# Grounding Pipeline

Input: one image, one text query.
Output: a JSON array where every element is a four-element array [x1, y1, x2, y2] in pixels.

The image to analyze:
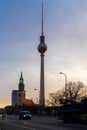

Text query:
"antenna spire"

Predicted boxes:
[[41, 2, 44, 36], [40, 2, 45, 43]]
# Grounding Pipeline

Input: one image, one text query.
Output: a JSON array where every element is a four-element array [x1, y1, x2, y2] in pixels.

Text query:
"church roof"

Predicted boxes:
[[24, 99, 34, 106]]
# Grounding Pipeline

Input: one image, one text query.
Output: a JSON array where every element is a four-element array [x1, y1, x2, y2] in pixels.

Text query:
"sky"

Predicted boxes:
[[0, 0, 87, 107]]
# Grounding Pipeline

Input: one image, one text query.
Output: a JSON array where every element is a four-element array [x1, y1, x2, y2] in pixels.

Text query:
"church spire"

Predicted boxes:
[[18, 71, 25, 91], [20, 72, 23, 81]]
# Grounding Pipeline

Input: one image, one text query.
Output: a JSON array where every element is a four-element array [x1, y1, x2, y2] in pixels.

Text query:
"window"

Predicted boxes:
[[19, 93, 21, 97]]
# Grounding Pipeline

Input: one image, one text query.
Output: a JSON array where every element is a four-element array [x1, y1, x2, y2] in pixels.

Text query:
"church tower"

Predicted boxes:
[[17, 72, 26, 105]]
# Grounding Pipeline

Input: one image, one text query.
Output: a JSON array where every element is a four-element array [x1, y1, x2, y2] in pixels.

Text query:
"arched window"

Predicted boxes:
[[19, 93, 21, 97]]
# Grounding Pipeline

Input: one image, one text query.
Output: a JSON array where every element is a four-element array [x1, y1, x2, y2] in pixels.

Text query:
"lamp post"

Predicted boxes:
[[59, 72, 67, 98], [34, 88, 40, 114], [34, 89, 40, 105]]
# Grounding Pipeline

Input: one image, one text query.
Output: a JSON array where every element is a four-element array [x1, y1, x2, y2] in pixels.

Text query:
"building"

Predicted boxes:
[[17, 72, 26, 105], [12, 90, 18, 106], [11, 72, 34, 106]]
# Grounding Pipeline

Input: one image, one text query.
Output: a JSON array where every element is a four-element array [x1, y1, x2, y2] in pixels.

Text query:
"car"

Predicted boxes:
[[19, 111, 32, 120], [0, 113, 3, 120], [0, 109, 7, 119]]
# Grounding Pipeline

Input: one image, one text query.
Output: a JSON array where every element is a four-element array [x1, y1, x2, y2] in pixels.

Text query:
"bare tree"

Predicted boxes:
[[64, 81, 85, 100], [48, 90, 64, 106], [48, 81, 87, 106]]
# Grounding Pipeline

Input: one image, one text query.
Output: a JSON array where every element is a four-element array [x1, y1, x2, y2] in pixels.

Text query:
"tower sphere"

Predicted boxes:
[[38, 42, 47, 53]]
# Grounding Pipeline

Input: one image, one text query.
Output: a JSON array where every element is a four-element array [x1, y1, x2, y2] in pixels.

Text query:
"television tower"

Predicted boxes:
[[37, 2, 47, 108]]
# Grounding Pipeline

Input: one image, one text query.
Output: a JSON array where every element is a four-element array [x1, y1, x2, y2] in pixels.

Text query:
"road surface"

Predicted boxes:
[[0, 115, 87, 130]]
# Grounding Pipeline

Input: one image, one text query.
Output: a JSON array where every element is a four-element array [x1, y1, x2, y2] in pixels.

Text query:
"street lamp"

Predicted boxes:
[[34, 88, 39, 92], [34, 89, 40, 103], [59, 72, 67, 98], [34, 88, 40, 114]]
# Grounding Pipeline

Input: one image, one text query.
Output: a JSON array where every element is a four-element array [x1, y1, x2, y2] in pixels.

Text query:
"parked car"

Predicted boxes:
[[0, 109, 7, 119], [19, 111, 32, 120], [0, 113, 3, 120]]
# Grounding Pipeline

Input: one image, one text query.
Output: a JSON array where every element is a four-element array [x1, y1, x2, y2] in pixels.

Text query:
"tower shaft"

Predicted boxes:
[[40, 53, 45, 107]]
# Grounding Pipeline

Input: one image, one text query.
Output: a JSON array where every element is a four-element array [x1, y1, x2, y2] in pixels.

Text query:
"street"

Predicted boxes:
[[0, 115, 87, 130]]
